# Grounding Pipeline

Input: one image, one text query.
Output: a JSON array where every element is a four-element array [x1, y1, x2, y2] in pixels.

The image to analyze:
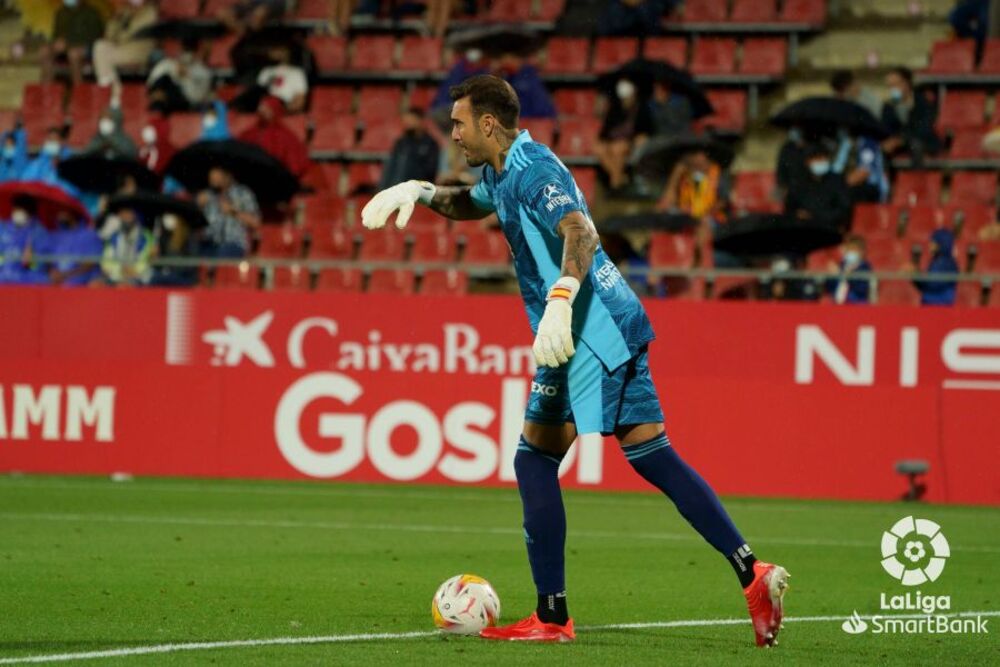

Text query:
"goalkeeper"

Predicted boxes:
[[362, 75, 789, 647]]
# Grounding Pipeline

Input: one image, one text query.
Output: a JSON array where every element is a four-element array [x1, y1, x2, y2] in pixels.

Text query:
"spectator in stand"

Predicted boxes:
[[83, 104, 138, 158], [495, 52, 556, 119], [775, 126, 807, 199], [91, 0, 157, 88], [431, 50, 488, 125], [237, 95, 311, 177], [881, 67, 941, 162], [949, 0, 990, 54], [0, 123, 29, 183], [648, 81, 693, 137], [217, 0, 286, 34], [98, 206, 154, 286], [833, 132, 890, 204], [380, 107, 439, 189], [912, 228, 959, 305], [784, 144, 852, 231], [197, 166, 260, 258], [200, 100, 232, 141], [596, 78, 653, 191], [48, 211, 102, 286], [597, 0, 676, 37], [138, 117, 176, 175], [147, 39, 213, 114], [825, 235, 872, 304], [0, 196, 52, 285], [254, 45, 309, 114], [39, 0, 105, 85], [23, 127, 73, 185], [830, 69, 881, 118], [656, 148, 733, 266], [150, 214, 199, 287]]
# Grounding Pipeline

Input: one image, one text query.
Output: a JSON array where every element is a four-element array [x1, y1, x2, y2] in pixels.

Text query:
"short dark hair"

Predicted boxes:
[[889, 66, 913, 86], [830, 69, 854, 93], [449, 74, 520, 128]]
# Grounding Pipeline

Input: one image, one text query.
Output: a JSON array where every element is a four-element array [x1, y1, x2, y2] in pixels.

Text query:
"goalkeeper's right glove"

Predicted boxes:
[[361, 180, 436, 230]]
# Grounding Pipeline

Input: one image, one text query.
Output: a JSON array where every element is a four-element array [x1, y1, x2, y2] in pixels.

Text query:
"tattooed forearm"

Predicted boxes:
[[557, 211, 599, 281], [428, 186, 490, 220]]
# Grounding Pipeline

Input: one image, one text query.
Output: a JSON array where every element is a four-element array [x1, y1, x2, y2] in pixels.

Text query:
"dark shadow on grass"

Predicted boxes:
[[0, 639, 190, 652]]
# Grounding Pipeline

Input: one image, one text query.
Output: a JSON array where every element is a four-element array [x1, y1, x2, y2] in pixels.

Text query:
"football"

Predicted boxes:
[[431, 574, 502, 635]]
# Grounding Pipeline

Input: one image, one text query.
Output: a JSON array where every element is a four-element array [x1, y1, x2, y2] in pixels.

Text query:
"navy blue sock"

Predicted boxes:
[[624, 432, 749, 570], [514, 436, 569, 623]]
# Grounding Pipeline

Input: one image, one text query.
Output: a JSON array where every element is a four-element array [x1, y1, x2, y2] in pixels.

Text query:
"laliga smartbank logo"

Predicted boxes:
[[841, 516, 989, 636]]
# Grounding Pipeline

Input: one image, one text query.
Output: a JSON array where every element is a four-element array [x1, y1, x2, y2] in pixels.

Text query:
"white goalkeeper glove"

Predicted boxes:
[[361, 180, 436, 230], [533, 276, 579, 368]]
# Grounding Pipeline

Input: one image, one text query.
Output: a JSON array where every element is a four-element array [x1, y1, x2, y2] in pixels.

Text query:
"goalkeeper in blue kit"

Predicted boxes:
[[362, 75, 789, 646]]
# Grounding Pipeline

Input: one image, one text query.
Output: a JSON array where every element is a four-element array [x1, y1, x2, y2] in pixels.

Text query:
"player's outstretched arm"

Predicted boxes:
[[427, 186, 490, 221], [362, 181, 488, 230], [532, 211, 599, 368]]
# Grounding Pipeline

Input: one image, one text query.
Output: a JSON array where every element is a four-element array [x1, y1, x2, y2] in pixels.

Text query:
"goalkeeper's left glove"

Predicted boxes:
[[361, 180, 436, 230], [533, 276, 579, 368]]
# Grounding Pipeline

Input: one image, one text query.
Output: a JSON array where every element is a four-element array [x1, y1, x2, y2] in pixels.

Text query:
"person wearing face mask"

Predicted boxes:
[[91, 0, 157, 88], [912, 228, 959, 306], [196, 167, 261, 258], [656, 148, 733, 266], [880, 67, 941, 161], [0, 123, 28, 183], [237, 95, 311, 177], [378, 107, 440, 190], [200, 99, 232, 142], [98, 206, 155, 286], [40, 0, 105, 85], [825, 235, 872, 304], [147, 38, 213, 114], [83, 105, 138, 159], [48, 211, 102, 287], [597, 77, 654, 191], [22, 127, 77, 191], [0, 196, 52, 285], [138, 117, 175, 175], [252, 45, 308, 114], [783, 144, 852, 232]]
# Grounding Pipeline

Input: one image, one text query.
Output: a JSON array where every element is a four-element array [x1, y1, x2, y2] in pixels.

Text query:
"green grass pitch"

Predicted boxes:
[[0, 475, 997, 665]]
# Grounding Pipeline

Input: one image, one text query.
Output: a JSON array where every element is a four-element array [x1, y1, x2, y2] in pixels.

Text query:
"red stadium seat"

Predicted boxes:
[[712, 276, 757, 300], [160, 0, 200, 18], [543, 38, 590, 74], [806, 247, 840, 273], [169, 112, 203, 148], [978, 39, 1000, 73], [409, 86, 436, 111], [301, 162, 343, 195], [452, 219, 487, 239], [779, 0, 826, 24], [350, 35, 396, 71], [207, 34, 238, 69], [119, 84, 147, 116], [358, 117, 402, 153], [257, 225, 304, 258], [310, 114, 357, 152], [21, 83, 65, 146], [536, 0, 566, 21], [310, 86, 354, 118], [405, 206, 449, 234], [421, 269, 468, 296], [643, 38, 687, 68], [926, 39, 976, 74], [937, 91, 987, 133], [877, 281, 921, 306], [974, 240, 1000, 271], [69, 83, 110, 116], [948, 204, 996, 238], [683, 0, 727, 22], [553, 89, 597, 117], [486, 0, 532, 21], [555, 117, 600, 156], [358, 86, 403, 123], [214, 264, 260, 289], [950, 171, 997, 206], [866, 237, 917, 270], [359, 230, 406, 261], [520, 118, 555, 146], [272, 265, 311, 291], [739, 38, 786, 76], [592, 38, 639, 73], [570, 167, 597, 202], [463, 230, 511, 265], [694, 89, 747, 133], [853, 203, 901, 236], [732, 171, 780, 213], [690, 38, 737, 75], [902, 206, 950, 240], [346, 162, 383, 193], [308, 225, 355, 259], [410, 230, 457, 262], [648, 232, 695, 267], [316, 268, 363, 292], [368, 269, 416, 294], [308, 36, 348, 74], [293, 0, 329, 19], [730, 0, 777, 22], [955, 239, 971, 271], [955, 281, 984, 307], [892, 171, 943, 206], [398, 37, 444, 72], [302, 195, 348, 230], [949, 129, 987, 159]]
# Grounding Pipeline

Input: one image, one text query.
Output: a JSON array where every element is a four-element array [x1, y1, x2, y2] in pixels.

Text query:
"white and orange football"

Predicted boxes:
[[431, 574, 501, 635]]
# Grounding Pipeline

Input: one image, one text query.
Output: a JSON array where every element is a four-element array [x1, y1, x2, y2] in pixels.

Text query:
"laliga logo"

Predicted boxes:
[[880, 516, 950, 586]]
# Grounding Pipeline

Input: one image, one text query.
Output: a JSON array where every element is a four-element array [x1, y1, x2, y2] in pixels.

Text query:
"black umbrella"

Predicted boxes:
[[598, 212, 697, 233], [58, 154, 161, 194], [164, 140, 300, 205], [598, 58, 712, 118], [133, 19, 228, 42], [633, 134, 734, 181], [771, 96, 888, 139], [713, 214, 842, 256], [446, 25, 544, 57], [105, 192, 207, 229]]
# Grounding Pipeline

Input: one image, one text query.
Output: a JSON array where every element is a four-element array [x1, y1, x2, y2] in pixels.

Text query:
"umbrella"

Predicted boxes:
[[598, 212, 697, 233], [446, 25, 544, 57], [164, 140, 300, 206], [713, 214, 842, 256], [771, 96, 888, 139], [0, 181, 90, 229], [598, 58, 713, 119], [104, 192, 207, 230], [58, 154, 161, 194], [132, 19, 228, 42], [633, 134, 734, 181]]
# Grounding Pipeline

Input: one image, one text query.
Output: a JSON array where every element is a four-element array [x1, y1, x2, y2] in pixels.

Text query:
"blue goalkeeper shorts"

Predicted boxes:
[[525, 343, 664, 436]]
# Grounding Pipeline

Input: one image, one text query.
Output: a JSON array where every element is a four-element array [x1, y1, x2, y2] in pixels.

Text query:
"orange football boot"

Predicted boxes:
[[479, 612, 575, 642], [743, 561, 790, 647]]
